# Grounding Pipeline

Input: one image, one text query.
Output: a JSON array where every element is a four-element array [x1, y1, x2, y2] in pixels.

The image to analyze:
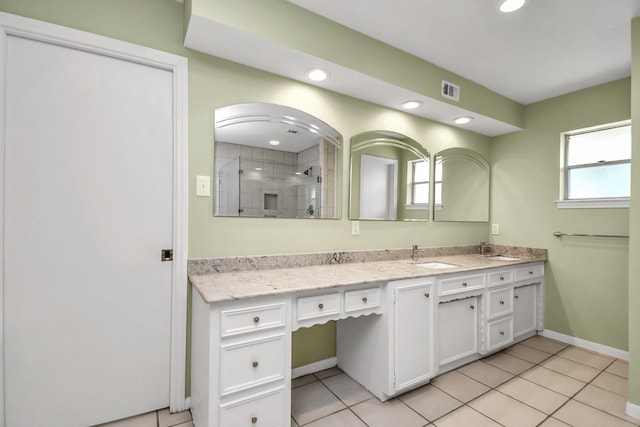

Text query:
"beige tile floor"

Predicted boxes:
[[292, 336, 640, 427], [100, 335, 637, 427]]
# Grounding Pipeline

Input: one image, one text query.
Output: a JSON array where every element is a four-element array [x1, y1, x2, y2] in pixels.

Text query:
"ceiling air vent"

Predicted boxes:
[[441, 80, 460, 102]]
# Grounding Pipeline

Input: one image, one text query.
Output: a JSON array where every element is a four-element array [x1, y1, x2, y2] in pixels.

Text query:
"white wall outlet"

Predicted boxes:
[[196, 175, 211, 197], [351, 220, 360, 236], [491, 223, 500, 235]]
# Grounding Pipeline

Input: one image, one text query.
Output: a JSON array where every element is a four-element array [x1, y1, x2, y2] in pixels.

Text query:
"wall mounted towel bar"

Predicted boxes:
[[553, 231, 629, 239]]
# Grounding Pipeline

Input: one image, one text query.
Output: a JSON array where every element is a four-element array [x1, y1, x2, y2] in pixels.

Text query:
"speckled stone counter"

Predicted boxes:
[[189, 245, 547, 303]]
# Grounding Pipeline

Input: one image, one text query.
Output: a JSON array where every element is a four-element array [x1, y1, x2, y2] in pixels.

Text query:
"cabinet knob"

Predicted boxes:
[[529, 271, 534, 275], [253, 316, 260, 324], [424, 293, 430, 298], [470, 305, 475, 310], [462, 282, 468, 287], [362, 297, 368, 303], [500, 276, 504, 281], [252, 361, 259, 368], [318, 303, 324, 310], [515, 295, 519, 299], [251, 416, 258, 424], [500, 331, 505, 336], [500, 300, 505, 305]]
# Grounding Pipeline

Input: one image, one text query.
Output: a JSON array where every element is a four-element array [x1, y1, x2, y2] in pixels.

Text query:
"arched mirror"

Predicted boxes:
[[433, 147, 489, 222], [214, 103, 342, 218], [349, 131, 430, 221]]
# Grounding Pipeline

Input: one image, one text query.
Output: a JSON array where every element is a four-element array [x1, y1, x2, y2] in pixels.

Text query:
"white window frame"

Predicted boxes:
[[405, 159, 429, 210], [556, 120, 631, 209]]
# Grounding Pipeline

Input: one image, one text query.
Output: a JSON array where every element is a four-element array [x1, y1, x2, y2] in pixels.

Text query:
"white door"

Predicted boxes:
[[2, 20, 186, 427], [514, 285, 538, 337], [359, 154, 397, 220], [394, 282, 433, 391], [438, 297, 478, 366]]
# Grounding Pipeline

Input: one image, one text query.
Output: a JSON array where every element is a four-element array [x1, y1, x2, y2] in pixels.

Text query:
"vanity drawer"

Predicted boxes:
[[219, 387, 286, 427], [487, 270, 514, 287], [487, 287, 514, 319], [297, 293, 340, 322], [344, 287, 382, 314], [515, 264, 544, 282], [487, 317, 513, 351], [220, 333, 286, 397], [439, 274, 485, 296], [220, 303, 286, 338]]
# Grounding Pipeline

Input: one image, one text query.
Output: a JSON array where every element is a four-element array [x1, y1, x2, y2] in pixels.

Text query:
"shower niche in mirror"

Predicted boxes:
[[214, 103, 341, 218], [350, 131, 430, 221], [434, 147, 489, 222]]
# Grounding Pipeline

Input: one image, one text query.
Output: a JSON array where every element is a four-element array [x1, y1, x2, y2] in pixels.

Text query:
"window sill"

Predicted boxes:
[[555, 198, 629, 209], [405, 203, 428, 211]]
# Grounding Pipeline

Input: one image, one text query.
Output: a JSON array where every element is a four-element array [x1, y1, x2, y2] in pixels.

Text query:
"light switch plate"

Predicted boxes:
[[491, 223, 500, 235], [196, 175, 211, 197], [351, 221, 360, 235]]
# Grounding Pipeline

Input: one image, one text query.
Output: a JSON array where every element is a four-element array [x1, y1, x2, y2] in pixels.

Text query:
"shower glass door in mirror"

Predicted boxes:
[[214, 103, 342, 218]]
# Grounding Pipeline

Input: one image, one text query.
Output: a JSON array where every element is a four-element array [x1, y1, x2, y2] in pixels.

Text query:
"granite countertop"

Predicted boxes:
[[189, 248, 547, 304]]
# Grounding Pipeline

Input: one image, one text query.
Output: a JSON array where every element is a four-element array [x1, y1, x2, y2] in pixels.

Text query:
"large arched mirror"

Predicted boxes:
[[350, 131, 430, 221], [214, 103, 342, 218], [434, 147, 489, 222]]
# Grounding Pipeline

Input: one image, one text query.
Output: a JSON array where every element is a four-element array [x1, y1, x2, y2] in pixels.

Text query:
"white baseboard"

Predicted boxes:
[[540, 329, 629, 360], [626, 401, 640, 421], [291, 357, 337, 379], [184, 397, 191, 410]]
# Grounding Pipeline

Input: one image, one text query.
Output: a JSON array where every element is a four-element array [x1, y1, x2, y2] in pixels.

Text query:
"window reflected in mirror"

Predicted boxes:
[[350, 131, 430, 221], [213, 103, 342, 219]]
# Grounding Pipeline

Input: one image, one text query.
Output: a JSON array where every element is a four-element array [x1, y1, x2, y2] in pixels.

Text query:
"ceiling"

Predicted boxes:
[[289, 0, 640, 105]]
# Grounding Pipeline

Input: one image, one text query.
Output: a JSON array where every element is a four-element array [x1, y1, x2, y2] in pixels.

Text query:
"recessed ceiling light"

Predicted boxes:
[[402, 100, 422, 110], [269, 140, 280, 146], [306, 68, 330, 81], [499, 0, 526, 13], [453, 116, 473, 125]]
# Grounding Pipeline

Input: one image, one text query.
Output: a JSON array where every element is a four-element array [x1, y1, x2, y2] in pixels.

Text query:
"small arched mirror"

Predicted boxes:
[[350, 131, 430, 221], [433, 147, 489, 222], [214, 103, 342, 218]]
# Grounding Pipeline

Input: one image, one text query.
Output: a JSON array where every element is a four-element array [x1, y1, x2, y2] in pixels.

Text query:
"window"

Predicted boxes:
[[557, 122, 631, 208], [406, 159, 429, 208]]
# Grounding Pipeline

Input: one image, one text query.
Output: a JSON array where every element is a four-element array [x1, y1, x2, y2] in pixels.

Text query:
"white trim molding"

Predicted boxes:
[[0, 11, 189, 417], [540, 329, 629, 360], [626, 401, 640, 421], [555, 197, 630, 209], [291, 357, 338, 379]]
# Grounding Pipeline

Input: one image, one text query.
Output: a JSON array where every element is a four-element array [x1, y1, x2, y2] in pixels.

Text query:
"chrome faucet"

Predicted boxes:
[[412, 244, 419, 261], [480, 241, 489, 256]]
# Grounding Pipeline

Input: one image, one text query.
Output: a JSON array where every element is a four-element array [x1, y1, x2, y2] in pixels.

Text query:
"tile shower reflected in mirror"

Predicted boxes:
[[214, 103, 342, 218]]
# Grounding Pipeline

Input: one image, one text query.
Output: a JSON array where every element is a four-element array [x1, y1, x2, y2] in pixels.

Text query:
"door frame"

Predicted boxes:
[[0, 12, 189, 420]]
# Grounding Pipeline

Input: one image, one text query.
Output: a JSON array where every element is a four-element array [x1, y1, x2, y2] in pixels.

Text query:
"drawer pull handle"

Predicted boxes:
[[251, 416, 258, 424], [253, 316, 260, 324], [425, 293, 430, 298], [462, 282, 468, 287], [500, 331, 505, 336], [515, 295, 519, 299], [470, 305, 475, 310], [362, 297, 368, 303], [500, 276, 505, 280], [529, 271, 534, 275], [318, 303, 324, 310], [500, 300, 505, 305], [252, 361, 259, 368]]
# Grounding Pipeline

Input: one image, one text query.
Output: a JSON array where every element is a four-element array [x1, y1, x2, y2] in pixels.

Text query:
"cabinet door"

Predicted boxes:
[[514, 285, 537, 337], [394, 282, 433, 391], [439, 297, 478, 366]]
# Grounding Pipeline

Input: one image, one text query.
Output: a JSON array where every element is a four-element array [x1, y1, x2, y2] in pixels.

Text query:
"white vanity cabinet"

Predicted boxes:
[[438, 296, 479, 366], [513, 263, 545, 339], [191, 294, 291, 427]]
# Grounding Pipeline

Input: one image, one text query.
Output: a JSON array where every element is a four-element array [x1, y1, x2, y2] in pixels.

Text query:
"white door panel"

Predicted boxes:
[[4, 34, 173, 427]]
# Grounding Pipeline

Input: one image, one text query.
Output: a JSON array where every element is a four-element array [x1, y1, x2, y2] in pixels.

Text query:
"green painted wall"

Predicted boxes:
[[189, 0, 525, 128], [491, 78, 631, 352], [628, 17, 640, 408]]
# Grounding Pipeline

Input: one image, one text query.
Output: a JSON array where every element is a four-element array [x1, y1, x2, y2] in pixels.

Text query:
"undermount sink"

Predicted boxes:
[[486, 255, 521, 261], [414, 261, 458, 269]]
